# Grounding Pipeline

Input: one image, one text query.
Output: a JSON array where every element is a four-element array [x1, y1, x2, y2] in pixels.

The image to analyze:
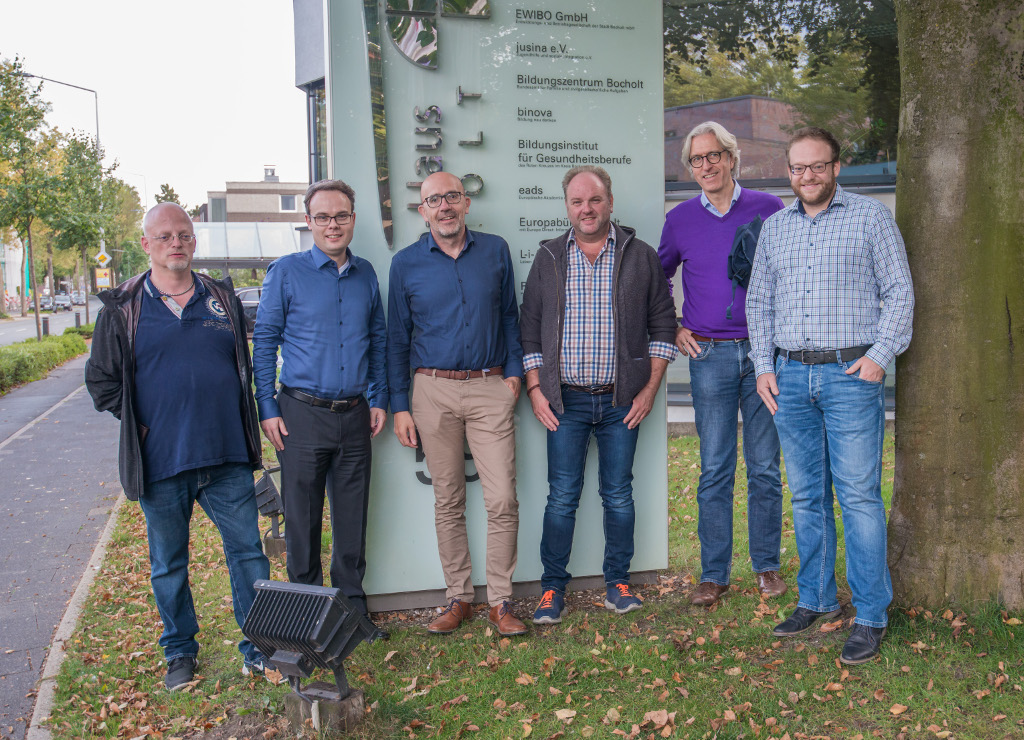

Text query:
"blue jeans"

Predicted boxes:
[[139, 462, 270, 663], [690, 339, 782, 584], [772, 355, 892, 627], [539, 388, 640, 593]]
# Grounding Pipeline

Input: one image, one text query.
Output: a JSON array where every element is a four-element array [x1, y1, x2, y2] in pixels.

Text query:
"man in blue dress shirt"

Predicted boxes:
[[253, 179, 388, 619], [388, 171, 527, 637]]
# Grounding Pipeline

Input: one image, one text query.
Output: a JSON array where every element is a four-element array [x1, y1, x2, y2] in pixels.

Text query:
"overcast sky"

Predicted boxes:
[[1, 0, 309, 210]]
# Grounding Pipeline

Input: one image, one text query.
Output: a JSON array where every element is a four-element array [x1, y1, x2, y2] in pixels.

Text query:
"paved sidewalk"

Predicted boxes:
[[0, 355, 120, 740]]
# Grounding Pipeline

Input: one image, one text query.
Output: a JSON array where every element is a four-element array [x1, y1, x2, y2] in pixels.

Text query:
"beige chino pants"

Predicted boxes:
[[412, 373, 519, 606]]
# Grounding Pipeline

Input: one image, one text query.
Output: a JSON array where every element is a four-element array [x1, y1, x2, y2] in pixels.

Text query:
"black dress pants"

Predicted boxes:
[[277, 392, 372, 614]]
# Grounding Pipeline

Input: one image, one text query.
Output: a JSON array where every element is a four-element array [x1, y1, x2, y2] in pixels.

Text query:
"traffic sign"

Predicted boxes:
[[95, 251, 111, 267]]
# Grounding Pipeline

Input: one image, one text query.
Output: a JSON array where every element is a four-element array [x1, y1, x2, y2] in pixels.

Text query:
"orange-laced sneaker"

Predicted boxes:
[[532, 589, 567, 624], [604, 583, 643, 614]]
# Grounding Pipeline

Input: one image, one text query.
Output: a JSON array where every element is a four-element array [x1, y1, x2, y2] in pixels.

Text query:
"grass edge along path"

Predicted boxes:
[[49, 435, 1024, 739]]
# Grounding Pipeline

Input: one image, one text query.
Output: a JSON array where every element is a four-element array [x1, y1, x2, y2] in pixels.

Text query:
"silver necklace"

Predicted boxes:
[[161, 278, 195, 297]]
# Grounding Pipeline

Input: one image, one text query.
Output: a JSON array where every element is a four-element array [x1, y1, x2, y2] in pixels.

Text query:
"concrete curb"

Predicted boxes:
[[27, 491, 127, 740]]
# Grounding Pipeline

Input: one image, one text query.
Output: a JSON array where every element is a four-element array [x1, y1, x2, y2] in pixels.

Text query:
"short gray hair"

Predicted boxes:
[[681, 121, 740, 176]]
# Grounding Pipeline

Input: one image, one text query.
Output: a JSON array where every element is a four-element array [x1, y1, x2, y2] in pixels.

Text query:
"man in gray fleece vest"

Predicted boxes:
[[520, 165, 677, 625]]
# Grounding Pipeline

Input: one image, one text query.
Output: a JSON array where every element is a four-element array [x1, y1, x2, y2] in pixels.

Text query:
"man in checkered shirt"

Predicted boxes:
[[746, 127, 914, 665], [520, 165, 677, 625]]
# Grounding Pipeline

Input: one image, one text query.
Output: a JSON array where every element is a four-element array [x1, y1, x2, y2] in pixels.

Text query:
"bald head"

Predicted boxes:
[[418, 171, 470, 245], [143, 202, 191, 234], [419, 172, 463, 201]]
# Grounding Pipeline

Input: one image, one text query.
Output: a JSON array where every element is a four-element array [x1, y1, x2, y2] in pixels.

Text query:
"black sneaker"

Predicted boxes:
[[772, 607, 842, 637], [165, 656, 198, 691], [840, 624, 886, 665]]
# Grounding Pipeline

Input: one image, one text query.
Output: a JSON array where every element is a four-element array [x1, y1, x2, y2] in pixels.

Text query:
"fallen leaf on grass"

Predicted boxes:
[[890, 703, 908, 715], [440, 694, 468, 710], [554, 709, 577, 723]]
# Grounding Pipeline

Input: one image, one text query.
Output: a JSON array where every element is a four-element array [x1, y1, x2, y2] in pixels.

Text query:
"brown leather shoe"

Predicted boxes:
[[427, 598, 473, 634], [756, 571, 788, 598], [488, 601, 528, 636], [690, 581, 729, 606]]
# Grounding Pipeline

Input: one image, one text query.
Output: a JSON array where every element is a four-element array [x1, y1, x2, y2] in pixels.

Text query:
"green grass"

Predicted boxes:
[[49, 434, 1024, 739]]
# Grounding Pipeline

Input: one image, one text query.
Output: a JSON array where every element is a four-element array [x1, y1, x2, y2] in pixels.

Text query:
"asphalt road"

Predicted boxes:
[[0, 298, 102, 348], [0, 353, 120, 739]]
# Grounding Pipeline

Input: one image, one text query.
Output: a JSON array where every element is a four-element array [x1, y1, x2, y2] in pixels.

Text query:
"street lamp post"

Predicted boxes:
[[18, 72, 105, 324]]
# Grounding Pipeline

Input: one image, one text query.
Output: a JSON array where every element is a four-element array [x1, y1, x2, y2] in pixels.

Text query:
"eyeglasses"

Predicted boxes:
[[688, 150, 724, 168], [422, 191, 464, 208], [312, 213, 354, 226], [789, 161, 836, 175], [146, 233, 195, 245]]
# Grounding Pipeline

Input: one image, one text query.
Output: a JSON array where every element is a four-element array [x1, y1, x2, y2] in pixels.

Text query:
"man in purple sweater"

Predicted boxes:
[[659, 122, 787, 607]]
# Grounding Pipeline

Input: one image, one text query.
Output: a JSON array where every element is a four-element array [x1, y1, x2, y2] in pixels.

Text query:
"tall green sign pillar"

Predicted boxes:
[[325, 0, 668, 609]]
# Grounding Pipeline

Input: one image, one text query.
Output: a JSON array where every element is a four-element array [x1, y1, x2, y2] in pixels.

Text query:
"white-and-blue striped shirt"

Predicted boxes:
[[746, 185, 914, 376]]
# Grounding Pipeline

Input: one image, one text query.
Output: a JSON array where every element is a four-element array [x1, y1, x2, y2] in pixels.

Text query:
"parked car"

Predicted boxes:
[[235, 287, 261, 335], [54, 295, 73, 312], [39, 295, 55, 311], [71, 291, 86, 305]]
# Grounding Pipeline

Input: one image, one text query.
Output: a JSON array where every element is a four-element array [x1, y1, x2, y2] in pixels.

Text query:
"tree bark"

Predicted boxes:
[[890, 0, 1024, 608]]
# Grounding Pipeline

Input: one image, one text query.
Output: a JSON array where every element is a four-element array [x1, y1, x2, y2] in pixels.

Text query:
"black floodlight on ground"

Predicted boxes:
[[242, 580, 385, 702], [254, 465, 285, 541]]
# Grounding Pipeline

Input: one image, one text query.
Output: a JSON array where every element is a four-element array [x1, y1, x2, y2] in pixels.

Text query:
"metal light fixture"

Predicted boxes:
[[242, 580, 386, 702], [254, 465, 285, 541]]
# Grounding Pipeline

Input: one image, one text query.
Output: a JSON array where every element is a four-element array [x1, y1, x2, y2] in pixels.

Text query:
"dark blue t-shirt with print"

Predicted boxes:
[[134, 275, 249, 483]]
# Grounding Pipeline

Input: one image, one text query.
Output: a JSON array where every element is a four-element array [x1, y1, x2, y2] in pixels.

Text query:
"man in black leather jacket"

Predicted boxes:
[[85, 202, 274, 691]]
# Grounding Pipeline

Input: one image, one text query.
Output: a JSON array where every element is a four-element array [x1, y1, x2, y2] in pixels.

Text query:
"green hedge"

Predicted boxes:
[[63, 323, 95, 339], [0, 333, 88, 395]]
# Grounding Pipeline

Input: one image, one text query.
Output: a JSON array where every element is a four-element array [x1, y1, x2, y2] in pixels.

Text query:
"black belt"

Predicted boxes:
[[280, 386, 363, 412], [779, 345, 872, 365], [562, 383, 614, 395]]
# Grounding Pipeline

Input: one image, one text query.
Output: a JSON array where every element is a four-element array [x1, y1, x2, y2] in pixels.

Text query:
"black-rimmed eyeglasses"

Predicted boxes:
[[422, 191, 464, 208], [688, 150, 724, 168], [789, 161, 836, 175], [312, 213, 354, 226]]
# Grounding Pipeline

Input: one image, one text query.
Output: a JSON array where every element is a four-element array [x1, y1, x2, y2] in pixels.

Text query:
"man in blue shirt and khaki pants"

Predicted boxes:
[[388, 171, 527, 637], [253, 179, 388, 623]]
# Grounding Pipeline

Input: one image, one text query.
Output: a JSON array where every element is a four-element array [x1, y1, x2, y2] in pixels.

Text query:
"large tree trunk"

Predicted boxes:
[[889, 0, 1024, 609]]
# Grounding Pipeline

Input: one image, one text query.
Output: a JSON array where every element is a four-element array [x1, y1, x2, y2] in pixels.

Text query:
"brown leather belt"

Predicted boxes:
[[691, 333, 748, 342], [416, 366, 503, 380], [562, 383, 614, 395], [280, 386, 363, 412]]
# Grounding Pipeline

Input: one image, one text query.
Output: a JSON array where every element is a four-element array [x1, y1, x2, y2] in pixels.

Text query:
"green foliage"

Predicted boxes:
[[63, 322, 95, 339], [0, 333, 87, 394], [662, 0, 898, 162], [0, 56, 59, 261]]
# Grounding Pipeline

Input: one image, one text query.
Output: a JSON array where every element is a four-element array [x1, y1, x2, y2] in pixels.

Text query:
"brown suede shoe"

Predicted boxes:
[[488, 601, 528, 636], [690, 581, 729, 606], [756, 571, 788, 598], [427, 598, 474, 634]]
